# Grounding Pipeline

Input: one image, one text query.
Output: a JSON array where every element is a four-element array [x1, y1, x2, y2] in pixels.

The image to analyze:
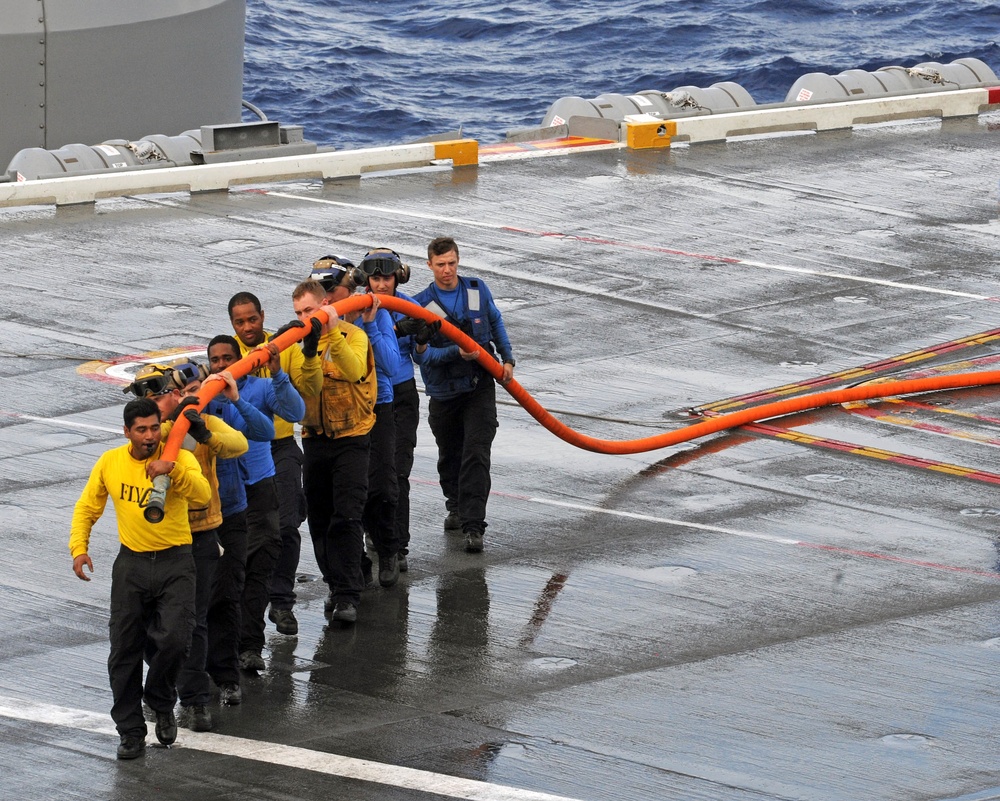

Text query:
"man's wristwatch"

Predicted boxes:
[[503, 358, 516, 367]]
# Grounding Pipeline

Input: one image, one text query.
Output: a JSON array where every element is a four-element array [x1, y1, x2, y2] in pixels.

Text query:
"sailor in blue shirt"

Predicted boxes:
[[412, 237, 515, 554], [206, 334, 304, 672], [364, 248, 439, 573], [193, 366, 274, 707], [355, 250, 411, 587]]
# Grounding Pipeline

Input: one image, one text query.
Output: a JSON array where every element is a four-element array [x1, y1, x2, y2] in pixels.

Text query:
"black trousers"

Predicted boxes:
[[363, 402, 399, 559], [392, 378, 420, 554], [206, 510, 247, 687], [177, 529, 220, 706], [303, 433, 369, 606], [240, 477, 281, 654], [427, 377, 498, 533], [108, 543, 195, 736], [269, 436, 306, 611]]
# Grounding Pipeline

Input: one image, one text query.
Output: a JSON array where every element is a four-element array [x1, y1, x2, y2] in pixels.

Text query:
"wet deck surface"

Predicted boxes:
[[2, 114, 1000, 800]]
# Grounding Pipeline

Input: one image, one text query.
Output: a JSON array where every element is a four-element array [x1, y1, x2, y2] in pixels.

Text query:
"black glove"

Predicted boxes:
[[301, 317, 322, 358], [395, 317, 424, 338], [274, 319, 305, 339], [166, 395, 200, 422], [414, 319, 442, 346], [183, 408, 212, 444]]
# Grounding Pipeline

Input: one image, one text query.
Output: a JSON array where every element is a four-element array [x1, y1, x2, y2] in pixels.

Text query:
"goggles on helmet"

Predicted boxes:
[[360, 253, 401, 277], [359, 248, 409, 285], [122, 361, 207, 397], [124, 372, 174, 398]]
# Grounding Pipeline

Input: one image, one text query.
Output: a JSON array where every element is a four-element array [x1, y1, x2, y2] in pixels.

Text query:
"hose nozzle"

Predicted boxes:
[[144, 474, 171, 523]]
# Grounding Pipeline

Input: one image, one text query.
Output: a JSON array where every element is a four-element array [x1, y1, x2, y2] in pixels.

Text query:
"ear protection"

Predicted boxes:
[[164, 360, 210, 386]]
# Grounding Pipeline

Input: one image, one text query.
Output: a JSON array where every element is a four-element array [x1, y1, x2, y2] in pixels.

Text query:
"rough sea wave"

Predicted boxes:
[[243, 0, 1000, 149]]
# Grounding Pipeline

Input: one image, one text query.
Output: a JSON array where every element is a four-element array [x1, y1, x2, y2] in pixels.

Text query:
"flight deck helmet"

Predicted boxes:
[[359, 248, 410, 285], [310, 255, 363, 293], [123, 360, 208, 398]]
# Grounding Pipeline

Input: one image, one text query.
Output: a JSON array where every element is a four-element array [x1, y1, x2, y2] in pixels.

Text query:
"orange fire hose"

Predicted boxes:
[[163, 293, 1000, 462]]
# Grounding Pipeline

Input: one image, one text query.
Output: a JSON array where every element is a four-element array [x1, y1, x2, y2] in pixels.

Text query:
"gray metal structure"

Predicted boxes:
[[4, 123, 317, 181], [540, 81, 757, 128], [0, 0, 246, 169], [785, 57, 1000, 103], [538, 57, 998, 129]]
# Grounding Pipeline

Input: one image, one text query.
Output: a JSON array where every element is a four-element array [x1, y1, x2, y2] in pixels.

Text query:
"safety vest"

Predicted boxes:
[[418, 277, 496, 398], [421, 278, 495, 348], [302, 322, 377, 439], [187, 441, 221, 533]]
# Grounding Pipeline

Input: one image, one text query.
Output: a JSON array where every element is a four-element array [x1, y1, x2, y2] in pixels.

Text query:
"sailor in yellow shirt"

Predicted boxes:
[[229, 290, 322, 636], [292, 277, 376, 626], [126, 360, 249, 733], [69, 397, 211, 760]]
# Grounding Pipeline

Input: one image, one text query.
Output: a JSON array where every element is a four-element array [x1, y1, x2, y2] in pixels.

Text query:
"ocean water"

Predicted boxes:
[[243, 0, 1000, 150]]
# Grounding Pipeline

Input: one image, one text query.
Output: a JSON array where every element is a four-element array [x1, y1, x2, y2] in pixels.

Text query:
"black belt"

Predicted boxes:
[[118, 543, 192, 559]]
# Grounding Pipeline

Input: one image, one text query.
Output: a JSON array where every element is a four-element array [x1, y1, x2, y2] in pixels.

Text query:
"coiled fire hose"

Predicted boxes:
[[151, 293, 1000, 520]]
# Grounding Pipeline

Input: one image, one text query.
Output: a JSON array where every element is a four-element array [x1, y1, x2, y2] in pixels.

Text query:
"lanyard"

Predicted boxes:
[[434, 285, 465, 321]]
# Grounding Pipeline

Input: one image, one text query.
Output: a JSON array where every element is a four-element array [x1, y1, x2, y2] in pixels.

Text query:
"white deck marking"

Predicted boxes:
[[0, 410, 118, 434], [413, 477, 800, 545], [266, 191, 507, 230], [739, 259, 991, 300], [263, 191, 996, 302], [482, 487, 1000, 580], [490, 488, 802, 545], [0, 696, 586, 801]]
